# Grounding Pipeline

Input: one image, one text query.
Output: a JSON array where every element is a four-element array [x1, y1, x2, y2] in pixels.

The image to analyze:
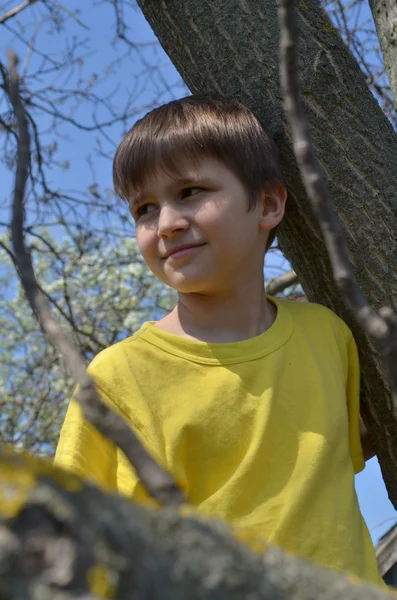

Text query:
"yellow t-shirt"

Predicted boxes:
[[54, 297, 382, 584]]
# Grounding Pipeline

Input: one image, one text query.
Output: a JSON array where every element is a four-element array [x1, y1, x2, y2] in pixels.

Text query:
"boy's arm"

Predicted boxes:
[[359, 415, 376, 461], [345, 332, 372, 473], [344, 323, 375, 463]]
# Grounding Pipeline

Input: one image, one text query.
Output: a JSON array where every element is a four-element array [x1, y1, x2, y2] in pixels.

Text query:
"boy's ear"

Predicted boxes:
[[258, 181, 287, 231]]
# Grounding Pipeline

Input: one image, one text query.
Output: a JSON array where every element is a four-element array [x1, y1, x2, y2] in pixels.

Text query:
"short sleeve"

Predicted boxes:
[[54, 377, 155, 504], [54, 391, 119, 492], [346, 334, 365, 474]]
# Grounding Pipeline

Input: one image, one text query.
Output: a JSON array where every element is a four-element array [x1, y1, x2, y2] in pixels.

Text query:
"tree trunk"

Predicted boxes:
[[136, 0, 397, 506], [0, 449, 392, 599], [369, 0, 397, 109]]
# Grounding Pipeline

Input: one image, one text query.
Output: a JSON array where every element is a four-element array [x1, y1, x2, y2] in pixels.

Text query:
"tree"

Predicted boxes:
[[135, 0, 397, 506], [0, 1, 187, 256], [0, 3, 186, 453], [322, 0, 395, 124]]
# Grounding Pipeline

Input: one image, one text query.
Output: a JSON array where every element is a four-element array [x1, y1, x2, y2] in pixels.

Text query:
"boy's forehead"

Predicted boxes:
[[138, 156, 217, 196], [152, 161, 199, 185]]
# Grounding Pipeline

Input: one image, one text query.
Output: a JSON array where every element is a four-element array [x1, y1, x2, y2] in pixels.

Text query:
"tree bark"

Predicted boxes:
[[0, 449, 392, 599], [136, 0, 397, 506], [369, 0, 397, 110]]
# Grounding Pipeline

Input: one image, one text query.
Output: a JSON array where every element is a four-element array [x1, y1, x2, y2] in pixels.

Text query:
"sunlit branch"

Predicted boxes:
[[0, 0, 38, 25], [5, 49, 187, 508]]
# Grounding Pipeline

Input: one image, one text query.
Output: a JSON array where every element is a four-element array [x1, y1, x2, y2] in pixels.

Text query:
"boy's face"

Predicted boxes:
[[130, 157, 285, 295]]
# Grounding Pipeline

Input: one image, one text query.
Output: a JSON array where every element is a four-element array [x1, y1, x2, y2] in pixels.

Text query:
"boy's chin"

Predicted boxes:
[[164, 277, 214, 295], [174, 283, 209, 295], [151, 269, 208, 294]]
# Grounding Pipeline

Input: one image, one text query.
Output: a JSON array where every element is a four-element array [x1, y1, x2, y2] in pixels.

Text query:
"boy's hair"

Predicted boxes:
[[113, 94, 284, 250]]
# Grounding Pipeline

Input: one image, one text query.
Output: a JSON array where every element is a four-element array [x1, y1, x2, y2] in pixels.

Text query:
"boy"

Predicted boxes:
[[55, 94, 381, 585]]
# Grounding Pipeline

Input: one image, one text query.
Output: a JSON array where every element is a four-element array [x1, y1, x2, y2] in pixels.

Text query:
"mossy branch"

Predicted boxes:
[[0, 448, 392, 600]]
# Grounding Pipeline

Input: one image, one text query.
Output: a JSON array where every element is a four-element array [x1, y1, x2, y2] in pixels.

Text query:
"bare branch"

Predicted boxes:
[[42, 1, 90, 31], [265, 270, 299, 296], [0, 0, 38, 25], [368, 0, 397, 111], [5, 49, 186, 508], [277, 0, 397, 413], [0, 240, 18, 269], [322, 0, 396, 128]]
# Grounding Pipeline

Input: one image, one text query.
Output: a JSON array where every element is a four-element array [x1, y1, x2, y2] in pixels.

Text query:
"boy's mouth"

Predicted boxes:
[[163, 243, 206, 260]]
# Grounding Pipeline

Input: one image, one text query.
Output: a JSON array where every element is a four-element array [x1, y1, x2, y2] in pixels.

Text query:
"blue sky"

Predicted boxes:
[[1, 0, 396, 544]]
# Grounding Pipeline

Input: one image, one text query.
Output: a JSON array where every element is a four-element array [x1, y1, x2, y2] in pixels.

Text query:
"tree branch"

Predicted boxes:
[[0, 0, 38, 25], [43, 1, 90, 31], [265, 270, 299, 296], [5, 49, 186, 508], [368, 0, 397, 111], [277, 0, 397, 414], [0, 448, 393, 599]]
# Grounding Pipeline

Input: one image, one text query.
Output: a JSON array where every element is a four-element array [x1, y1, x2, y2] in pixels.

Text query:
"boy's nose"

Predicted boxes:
[[157, 204, 190, 237]]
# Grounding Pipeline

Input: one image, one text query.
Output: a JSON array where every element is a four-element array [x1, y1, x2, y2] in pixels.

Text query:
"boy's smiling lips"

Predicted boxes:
[[162, 242, 206, 260]]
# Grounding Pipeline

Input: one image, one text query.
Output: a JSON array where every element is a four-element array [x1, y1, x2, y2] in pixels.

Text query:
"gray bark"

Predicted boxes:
[[136, 0, 397, 506], [0, 449, 392, 599], [369, 0, 397, 110]]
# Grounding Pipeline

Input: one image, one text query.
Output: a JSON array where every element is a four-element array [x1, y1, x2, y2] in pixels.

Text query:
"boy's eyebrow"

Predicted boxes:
[[130, 174, 208, 207], [168, 175, 204, 189]]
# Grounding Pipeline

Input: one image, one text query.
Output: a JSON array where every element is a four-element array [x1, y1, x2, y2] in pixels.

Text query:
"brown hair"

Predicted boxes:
[[113, 94, 284, 249]]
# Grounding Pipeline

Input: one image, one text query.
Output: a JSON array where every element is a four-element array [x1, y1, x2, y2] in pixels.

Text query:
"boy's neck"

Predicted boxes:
[[155, 284, 276, 343]]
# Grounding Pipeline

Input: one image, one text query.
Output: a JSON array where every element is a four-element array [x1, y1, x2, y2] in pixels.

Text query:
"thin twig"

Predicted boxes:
[[370, 516, 397, 532], [45, 1, 90, 31], [277, 0, 397, 414], [266, 270, 299, 296], [5, 49, 186, 507], [0, 0, 38, 25]]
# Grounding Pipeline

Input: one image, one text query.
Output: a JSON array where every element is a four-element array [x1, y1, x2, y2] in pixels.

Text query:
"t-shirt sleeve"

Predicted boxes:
[[346, 333, 365, 474], [54, 374, 156, 504], [54, 389, 119, 493]]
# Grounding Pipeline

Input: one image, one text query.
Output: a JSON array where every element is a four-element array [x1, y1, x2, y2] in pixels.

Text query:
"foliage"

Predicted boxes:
[[0, 231, 176, 453]]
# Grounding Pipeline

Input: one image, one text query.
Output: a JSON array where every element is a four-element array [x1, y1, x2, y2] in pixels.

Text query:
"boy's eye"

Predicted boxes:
[[135, 203, 156, 219], [133, 188, 203, 220], [181, 187, 203, 198]]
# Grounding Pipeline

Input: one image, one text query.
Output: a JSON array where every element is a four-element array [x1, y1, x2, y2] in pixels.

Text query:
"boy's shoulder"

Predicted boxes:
[[88, 322, 152, 372], [276, 297, 353, 343]]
